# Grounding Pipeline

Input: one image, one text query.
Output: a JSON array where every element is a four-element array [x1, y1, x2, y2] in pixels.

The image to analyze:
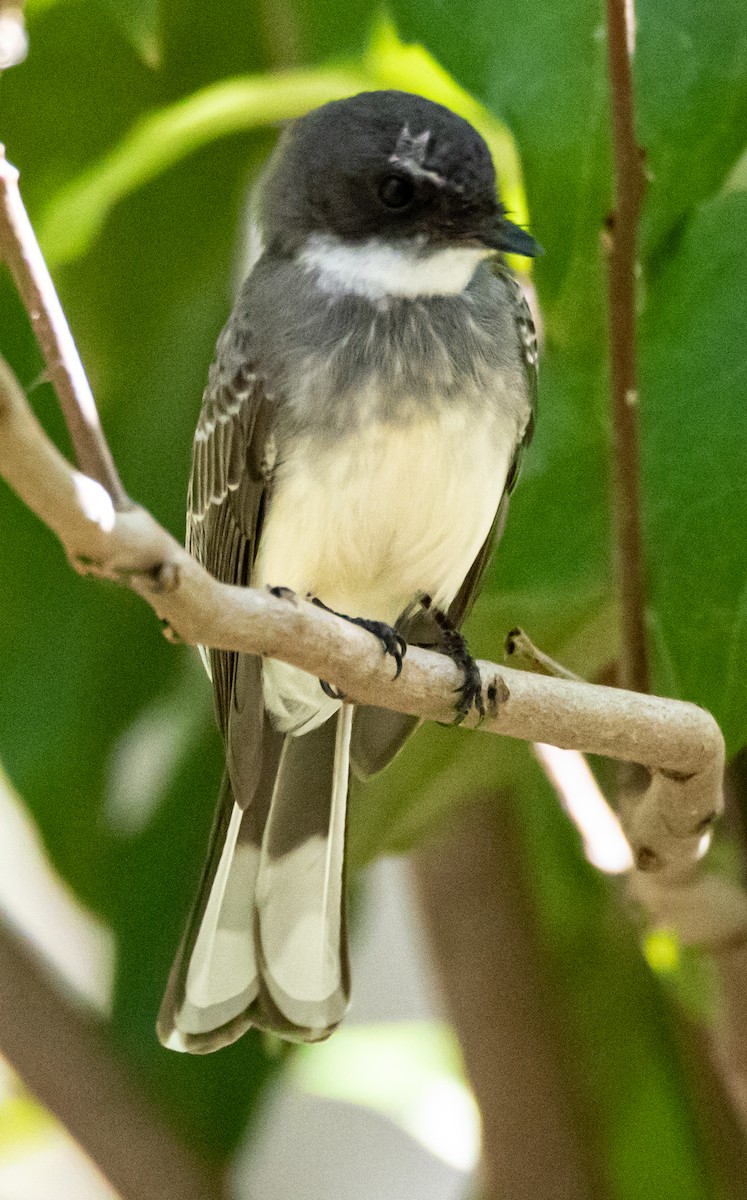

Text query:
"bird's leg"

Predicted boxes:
[[421, 595, 485, 724], [309, 596, 407, 700]]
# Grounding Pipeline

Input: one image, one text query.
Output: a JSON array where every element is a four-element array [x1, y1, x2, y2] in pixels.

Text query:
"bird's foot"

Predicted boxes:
[[346, 617, 407, 678], [320, 678, 346, 700], [421, 595, 485, 725], [310, 597, 407, 700]]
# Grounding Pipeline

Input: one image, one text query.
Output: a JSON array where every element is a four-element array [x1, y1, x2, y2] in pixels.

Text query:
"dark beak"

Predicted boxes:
[[483, 216, 543, 258]]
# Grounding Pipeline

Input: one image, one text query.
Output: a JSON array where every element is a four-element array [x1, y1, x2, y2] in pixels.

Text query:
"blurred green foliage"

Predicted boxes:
[[1, 0, 746, 1193]]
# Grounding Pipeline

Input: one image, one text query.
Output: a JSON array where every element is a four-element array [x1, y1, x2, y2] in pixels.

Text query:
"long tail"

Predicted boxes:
[[157, 706, 352, 1053]]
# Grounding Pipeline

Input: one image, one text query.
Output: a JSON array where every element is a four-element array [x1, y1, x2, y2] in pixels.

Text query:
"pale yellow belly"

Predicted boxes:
[[254, 405, 515, 621], [253, 403, 518, 733]]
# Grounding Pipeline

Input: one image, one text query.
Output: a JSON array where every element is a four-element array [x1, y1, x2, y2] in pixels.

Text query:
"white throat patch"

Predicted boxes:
[[298, 235, 491, 301]]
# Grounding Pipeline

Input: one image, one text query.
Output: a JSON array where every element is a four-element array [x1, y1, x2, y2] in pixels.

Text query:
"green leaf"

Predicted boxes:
[[391, 0, 611, 347], [25, 0, 70, 11], [723, 144, 747, 194], [39, 20, 532, 269], [100, 0, 161, 68], [641, 191, 747, 755], [38, 68, 369, 265], [636, 0, 747, 256]]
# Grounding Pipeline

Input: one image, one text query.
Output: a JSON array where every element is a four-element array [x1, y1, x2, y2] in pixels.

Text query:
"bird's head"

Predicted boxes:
[[257, 91, 541, 299]]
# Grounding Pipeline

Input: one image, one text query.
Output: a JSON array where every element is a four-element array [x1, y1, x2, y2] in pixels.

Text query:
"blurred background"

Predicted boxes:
[[1, 1, 747, 1197]]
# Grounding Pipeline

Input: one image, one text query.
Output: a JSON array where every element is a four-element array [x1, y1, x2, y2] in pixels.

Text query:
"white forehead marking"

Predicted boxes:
[[298, 234, 491, 301], [392, 126, 430, 165], [389, 125, 446, 188]]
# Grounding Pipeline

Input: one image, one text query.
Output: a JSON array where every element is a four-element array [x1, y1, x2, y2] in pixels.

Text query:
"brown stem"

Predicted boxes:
[[411, 799, 608, 1200], [604, 0, 648, 693], [0, 915, 223, 1200], [0, 148, 129, 508]]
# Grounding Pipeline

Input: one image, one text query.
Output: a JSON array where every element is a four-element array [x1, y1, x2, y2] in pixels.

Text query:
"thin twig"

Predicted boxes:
[[604, 0, 648, 693], [0, 148, 129, 507], [505, 627, 583, 682]]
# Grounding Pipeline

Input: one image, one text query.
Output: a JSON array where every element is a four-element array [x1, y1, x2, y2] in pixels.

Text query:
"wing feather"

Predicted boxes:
[[187, 338, 273, 733], [158, 321, 281, 1051]]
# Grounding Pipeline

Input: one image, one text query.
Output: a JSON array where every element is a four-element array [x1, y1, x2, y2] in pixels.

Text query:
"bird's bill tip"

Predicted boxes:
[[484, 217, 543, 258]]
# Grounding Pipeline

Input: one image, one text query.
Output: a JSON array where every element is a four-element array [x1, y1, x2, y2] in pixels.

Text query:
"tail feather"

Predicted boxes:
[[255, 704, 352, 1037], [156, 792, 270, 1052], [157, 707, 351, 1052]]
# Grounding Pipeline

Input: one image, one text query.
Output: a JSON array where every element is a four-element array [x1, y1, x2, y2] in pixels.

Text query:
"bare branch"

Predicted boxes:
[[604, 0, 649, 692], [0, 350, 725, 877], [0, 148, 128, 506], [0, 914, 223, 1200], [602, 7, 747, 1122]]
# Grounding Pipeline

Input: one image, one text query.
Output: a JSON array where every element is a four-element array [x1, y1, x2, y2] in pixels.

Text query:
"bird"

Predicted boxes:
[[157, 89, 540, 1053]]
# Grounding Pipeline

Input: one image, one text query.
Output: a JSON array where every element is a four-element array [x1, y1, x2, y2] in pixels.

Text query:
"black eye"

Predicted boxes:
[[378, 174, 415, 210]]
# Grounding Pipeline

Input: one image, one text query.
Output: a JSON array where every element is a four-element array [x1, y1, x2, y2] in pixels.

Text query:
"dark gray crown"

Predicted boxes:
[[259, 90, 530, 254]]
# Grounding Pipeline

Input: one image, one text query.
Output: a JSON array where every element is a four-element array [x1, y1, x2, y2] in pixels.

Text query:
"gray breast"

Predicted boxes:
[[237, 257, 529, 441]]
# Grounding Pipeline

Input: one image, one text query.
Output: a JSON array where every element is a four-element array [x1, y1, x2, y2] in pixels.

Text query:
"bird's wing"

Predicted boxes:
[[187, 321, 273, 750], [158, 319, 280, 1052], [161, 312, 351, 1050], [446, 268, 538, 629], [351, 269, 538, 779]]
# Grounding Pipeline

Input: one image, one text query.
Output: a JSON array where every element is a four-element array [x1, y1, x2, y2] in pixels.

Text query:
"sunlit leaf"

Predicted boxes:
[[38, 68, 369, 265], [39, 20, 532, 271]]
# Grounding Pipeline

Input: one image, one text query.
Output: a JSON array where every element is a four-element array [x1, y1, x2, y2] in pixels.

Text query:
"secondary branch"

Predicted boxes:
[[0, 148, 128, 506]]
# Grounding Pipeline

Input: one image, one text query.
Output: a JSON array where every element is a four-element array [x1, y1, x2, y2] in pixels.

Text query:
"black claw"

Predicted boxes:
[[423, 597, 484, 724], [453, 658, 485, 725], [269, 585, 297, 602], [350, 617, 406, 678], [309, 596, 407, 681], [320, 679, 346, 700]]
